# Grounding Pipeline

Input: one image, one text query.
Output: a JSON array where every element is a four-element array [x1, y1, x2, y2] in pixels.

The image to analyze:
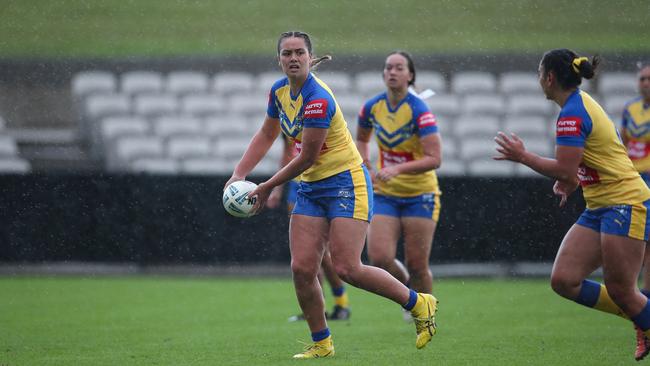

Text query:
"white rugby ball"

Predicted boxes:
[[223, 180, 258, 218]]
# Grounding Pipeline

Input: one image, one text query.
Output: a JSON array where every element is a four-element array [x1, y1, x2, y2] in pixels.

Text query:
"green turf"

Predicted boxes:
[[0, 276, 636, 365], [0, 0, 648, 57]]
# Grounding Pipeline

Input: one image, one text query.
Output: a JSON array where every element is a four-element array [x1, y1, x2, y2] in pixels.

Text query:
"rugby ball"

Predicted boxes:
[[223, 180, 258, 218]]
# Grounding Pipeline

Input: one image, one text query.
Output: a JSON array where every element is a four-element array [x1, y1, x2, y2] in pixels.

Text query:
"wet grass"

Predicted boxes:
[[0, 276, 635, 365], [0, 0, 648, 57]]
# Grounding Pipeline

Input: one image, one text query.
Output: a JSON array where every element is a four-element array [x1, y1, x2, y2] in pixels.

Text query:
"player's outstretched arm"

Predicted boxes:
[[225, 116, 280, 189]]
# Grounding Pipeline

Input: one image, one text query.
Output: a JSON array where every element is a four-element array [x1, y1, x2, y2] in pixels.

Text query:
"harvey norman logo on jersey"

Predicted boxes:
[[303, 99, 328, 119], [556, 117, 582, 137]]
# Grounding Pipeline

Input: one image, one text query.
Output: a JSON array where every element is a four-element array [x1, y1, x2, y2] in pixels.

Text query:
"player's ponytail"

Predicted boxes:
[[572, 56, 600, 80], [541, 49, 599, 90], [310, 55, 332, 70]]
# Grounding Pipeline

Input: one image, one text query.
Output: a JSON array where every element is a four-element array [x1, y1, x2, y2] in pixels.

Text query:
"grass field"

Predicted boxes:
[[0, 276, 637, 365], [1, 1, 649, 57]]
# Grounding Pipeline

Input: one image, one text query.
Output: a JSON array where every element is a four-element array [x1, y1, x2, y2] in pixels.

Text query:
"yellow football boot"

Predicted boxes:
[[292, 336, 335, 359], [410, 293, 438, 349]]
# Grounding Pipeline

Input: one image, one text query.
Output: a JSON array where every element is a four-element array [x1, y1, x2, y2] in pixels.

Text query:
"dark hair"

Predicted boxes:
[[277, 31, 312, 55], [276, 31, 331, 69], [540, 48, 600, 90], [387, 50, 416, 86]]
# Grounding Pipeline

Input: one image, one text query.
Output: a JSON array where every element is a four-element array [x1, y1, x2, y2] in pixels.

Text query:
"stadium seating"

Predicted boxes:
[[0, 120, 32, 174], [462, 94, 505, 116], [598, 72, 637, 95], [355, 71, 385, 97], [213, 72, 255, 94], [152, 115, 203, 139], [167, 136, 212, 159], [426, 94, 461, 117], [317, 71, 353, 93], [506, 94, 556, 117], [165, 71, 210, 95], [499, 72, 539, 95], [107, 135, 165, 171], [70, 69, 632, 177], [133, 93, 179, 118], [417, 71, 447, 94], [100, 116, 150, 143], [180, 94, 226, 116], [604, 95, 636, 122], [0, 135, 19, 156], [72, 71, 117, 97], [502, 116, 548, 138], [451, 72, 497, 94], [121, 71, 164, 95]]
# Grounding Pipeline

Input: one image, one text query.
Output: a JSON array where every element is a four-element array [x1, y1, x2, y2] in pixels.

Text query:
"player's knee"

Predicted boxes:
[[368, 252, 392, 269], [291, 260, 318, 282], [550, 273, 576, 298], [332, 261, 358, 284], [408, 265, 432, 280], [405, 260, 431, 279]]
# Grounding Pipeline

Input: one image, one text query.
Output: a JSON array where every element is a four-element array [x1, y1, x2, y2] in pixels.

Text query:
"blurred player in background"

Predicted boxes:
[[495, 49, 650, 361], [225, 31, 438, 359], [620, 62, 650, 356], [267, 134, 351, 321], [356, 51, 442, 320]]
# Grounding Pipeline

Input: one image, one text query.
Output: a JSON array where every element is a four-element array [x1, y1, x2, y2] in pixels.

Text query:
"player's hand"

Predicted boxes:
[[224, 174, 246, 191], [366, 167, 378, 185], [494, 132, 527, 163], [266, 186, 283, 209], [553, 180, 577, 207], [376, 166, 399, 182], [249, 182, 272, 215]]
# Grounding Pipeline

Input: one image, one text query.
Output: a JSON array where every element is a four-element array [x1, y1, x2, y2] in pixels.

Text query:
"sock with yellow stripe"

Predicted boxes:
[[311, 328, 330, 342], [332, 286, 348, 308], [574, 280, 628, 319]]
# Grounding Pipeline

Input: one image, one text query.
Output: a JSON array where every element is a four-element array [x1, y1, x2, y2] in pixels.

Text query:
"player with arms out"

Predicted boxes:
[[225, 31, 438, 359], [356, 51, 442, 319], [494, 49, 650, 361]]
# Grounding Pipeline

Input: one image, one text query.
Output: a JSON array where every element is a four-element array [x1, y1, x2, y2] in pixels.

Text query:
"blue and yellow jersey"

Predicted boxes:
[[267, 73, 362, 182], [556, 90, 650, 209], [621, 96, 650, 172], [358, 91, 440, 197], [280, 133, 300, 183]]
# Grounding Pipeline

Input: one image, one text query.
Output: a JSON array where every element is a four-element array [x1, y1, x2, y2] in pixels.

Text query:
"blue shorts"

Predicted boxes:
[[374, 193, 441, 221], [286, 180, 299, 206], [576, 200, 650, 241], [292, 165, 373, 221]]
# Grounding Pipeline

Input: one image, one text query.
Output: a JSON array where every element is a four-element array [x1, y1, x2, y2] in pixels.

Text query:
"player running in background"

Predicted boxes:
[[225, 31, 437, 359], [356, 51, 442, 320], [494, 49, 650, 361], [620, 63, 650, 283], [619, 62, 650, 356], [267, 134, 351, 321]]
